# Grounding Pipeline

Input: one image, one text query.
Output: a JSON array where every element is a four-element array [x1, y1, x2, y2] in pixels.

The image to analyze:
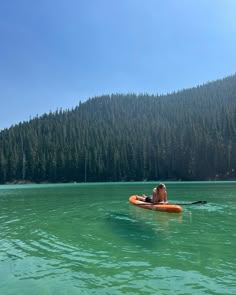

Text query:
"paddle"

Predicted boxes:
[[172, 200, 207, 205], [136, 200, 207, 205]]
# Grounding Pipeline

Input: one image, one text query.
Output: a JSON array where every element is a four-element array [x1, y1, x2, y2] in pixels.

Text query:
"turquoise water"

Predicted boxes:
[[0, 182, 235, 295]]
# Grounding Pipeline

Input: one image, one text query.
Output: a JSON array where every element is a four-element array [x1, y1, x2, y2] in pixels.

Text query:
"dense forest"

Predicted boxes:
[[0, 74, 235, 183]]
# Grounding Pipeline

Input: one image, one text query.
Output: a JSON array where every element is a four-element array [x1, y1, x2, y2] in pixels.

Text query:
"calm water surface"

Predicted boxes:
[[0, 182, 235, 295]]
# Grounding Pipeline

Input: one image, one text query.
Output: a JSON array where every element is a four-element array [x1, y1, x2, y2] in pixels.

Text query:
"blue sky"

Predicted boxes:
[[0, 0, 236, 129]]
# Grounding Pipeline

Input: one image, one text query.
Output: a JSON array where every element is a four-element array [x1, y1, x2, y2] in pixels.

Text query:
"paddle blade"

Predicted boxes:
[[192, 200, 207, 205]]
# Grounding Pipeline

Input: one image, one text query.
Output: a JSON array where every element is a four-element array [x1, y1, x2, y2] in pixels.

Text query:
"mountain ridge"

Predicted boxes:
[[0, 74, 235, 183]]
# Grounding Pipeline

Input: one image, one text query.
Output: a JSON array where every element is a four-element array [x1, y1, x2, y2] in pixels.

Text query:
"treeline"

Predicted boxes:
[[0, 74, 236, 183]]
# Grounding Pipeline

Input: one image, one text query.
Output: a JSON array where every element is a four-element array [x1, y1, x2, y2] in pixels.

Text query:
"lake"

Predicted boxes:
[[0, 182, 235, 295]]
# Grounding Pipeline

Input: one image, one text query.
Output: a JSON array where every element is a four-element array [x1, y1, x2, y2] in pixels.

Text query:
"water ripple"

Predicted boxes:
[[0, 183, 236, 294]]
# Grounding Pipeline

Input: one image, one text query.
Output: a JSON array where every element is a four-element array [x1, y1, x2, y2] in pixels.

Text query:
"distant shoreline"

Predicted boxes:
[[3, 177, 236, 185]]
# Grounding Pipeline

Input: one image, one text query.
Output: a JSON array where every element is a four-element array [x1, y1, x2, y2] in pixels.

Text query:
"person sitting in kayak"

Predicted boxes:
[[137, 183, 168, 203]]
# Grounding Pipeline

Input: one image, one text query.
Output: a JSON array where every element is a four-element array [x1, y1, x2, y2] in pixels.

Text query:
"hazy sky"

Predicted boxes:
[[0, 0, 236, 129]]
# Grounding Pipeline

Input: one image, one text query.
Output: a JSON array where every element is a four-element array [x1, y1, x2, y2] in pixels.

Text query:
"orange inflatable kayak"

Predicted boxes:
[[129, 195, 182, 213]]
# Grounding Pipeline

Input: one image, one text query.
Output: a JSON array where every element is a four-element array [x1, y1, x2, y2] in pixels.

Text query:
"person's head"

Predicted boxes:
[[156, 183, 166, 195]]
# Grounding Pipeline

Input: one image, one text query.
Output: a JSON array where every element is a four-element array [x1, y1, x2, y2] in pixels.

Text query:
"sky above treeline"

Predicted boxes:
[[0, 0, 236, 129]]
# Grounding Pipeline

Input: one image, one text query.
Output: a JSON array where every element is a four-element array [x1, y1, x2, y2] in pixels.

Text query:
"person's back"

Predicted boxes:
[[152, 183, 167, 203]]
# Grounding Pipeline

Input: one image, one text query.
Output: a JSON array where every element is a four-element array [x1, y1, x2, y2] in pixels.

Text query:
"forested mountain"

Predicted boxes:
[[0, 74, 236, 183]]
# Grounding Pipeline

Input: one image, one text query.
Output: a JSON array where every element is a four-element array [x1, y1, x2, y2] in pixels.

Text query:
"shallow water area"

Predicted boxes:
[[0, 182, 235, 294]]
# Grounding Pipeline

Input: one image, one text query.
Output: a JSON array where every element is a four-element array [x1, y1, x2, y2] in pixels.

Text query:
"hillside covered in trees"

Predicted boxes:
[[0, 74, 235, 183]]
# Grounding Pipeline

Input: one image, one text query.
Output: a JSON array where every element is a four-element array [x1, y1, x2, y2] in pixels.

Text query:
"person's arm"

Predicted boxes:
[[164, 191, 168, 203], [152, 188, 156, 198], [152, 188, 157, 203]]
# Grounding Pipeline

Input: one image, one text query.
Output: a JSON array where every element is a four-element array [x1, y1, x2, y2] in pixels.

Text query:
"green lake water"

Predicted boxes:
[[0, 182, 235, 295]]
